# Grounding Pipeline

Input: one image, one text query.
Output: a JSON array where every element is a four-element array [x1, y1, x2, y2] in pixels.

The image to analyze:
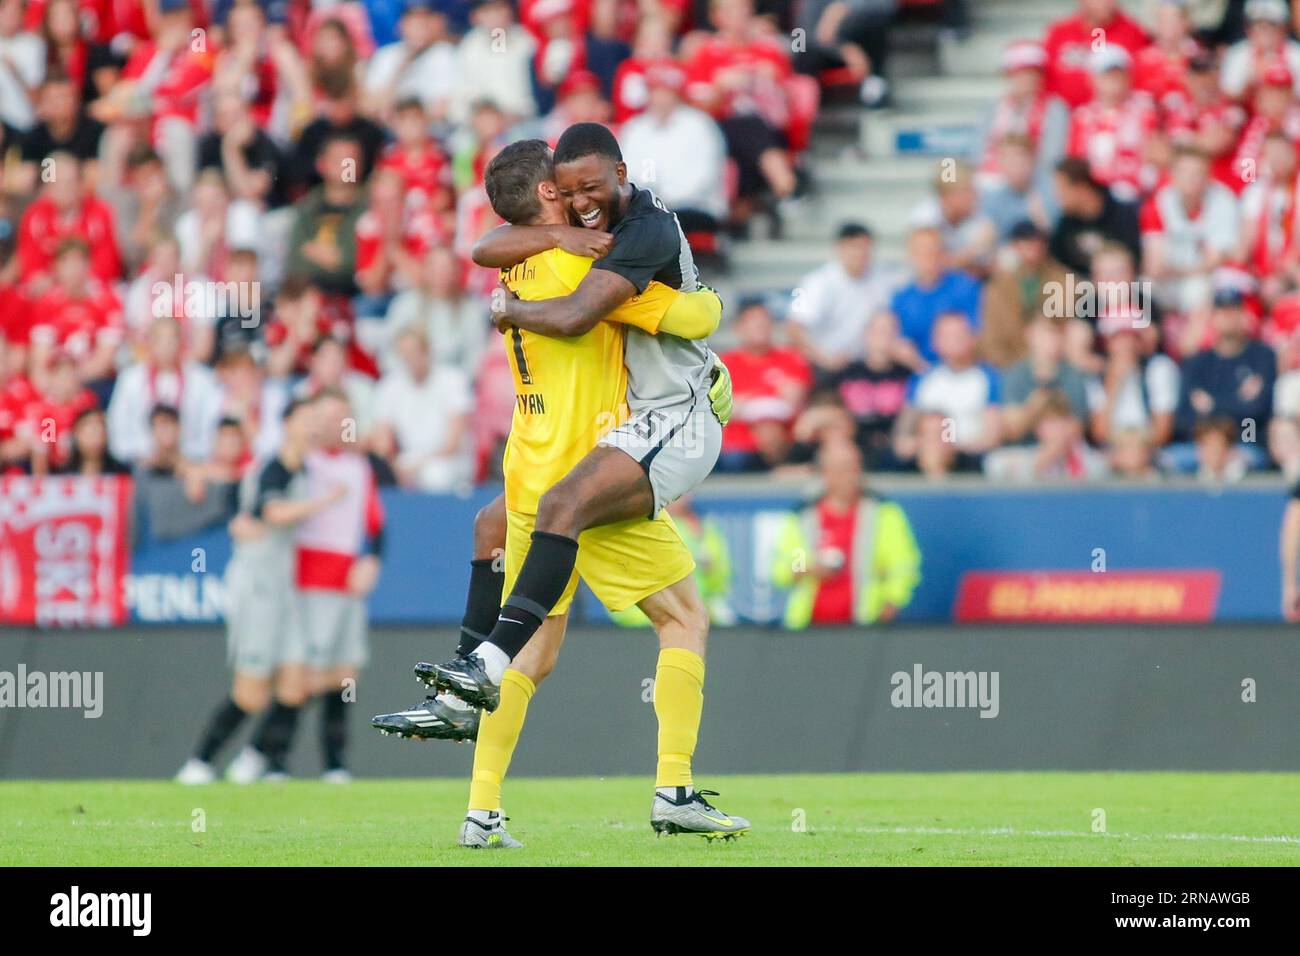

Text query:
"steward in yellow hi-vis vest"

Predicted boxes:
[[769, 441, 920, 628]]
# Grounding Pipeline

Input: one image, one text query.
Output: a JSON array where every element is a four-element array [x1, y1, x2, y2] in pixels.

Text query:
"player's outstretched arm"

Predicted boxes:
[[593, 282, 720, 339], [656, 287, 722, 340], [471, 223, 614, 268], [501, 268, 637, 337]]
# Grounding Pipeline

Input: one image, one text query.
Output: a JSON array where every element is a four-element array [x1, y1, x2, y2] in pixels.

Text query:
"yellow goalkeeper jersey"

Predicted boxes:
[[499, 248, 690, 515]]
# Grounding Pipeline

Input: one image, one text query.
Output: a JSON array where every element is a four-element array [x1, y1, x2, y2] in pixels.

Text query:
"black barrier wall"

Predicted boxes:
[[0, 625, 1296, 779]]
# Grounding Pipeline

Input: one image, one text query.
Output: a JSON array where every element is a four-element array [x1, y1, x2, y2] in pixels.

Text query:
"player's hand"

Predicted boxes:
[[228, 512, 265, 542], [348, 555, 381, 596], [708, 358, 733, 426], [548, 224, 614, 259]]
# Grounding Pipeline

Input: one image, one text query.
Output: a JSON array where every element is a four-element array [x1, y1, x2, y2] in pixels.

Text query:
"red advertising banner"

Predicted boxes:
[[0, 475, 131, 626], [954, 570, 1221, 623]]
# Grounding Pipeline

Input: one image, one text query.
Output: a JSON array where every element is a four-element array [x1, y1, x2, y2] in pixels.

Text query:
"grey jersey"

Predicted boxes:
[[228, 455, 305, 580], [592, 185, 715, 411]]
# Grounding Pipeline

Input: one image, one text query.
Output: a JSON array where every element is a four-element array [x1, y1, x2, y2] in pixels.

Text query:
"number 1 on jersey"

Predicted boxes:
[[511, 328, 534, 385]]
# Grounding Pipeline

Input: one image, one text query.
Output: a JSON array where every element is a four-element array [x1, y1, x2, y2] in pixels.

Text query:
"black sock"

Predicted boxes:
[[195, 697, 249, 764], [484, 532, 579, 660], [251, 701, 301, 773], [456, 558, 504, 657], [320, 692, 348, 772]]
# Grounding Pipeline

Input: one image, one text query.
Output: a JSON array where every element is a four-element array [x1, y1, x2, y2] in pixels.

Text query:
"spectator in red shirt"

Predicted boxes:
[[540, 69, 613, 145], [0, 332, 38, 472], [25, 237, 123, 395], [978, 41, 1069, 192], [1240, 129, 1300, 303], [36, 0, 118, 104], [16, 151, 122, 290], [18, 348, 97, 473], [611, 13, 675, 122], [1167, 51, 1248, 192], [528, 0, 588, 113], [717, 297, 812, 472], [1228, 62, 1300, 195], [1133, 0, 1201, 114], [1043, 0, 1149, 109], [211, 0, 303, 135], [91, 0, 215, 192], [0, 284, 28, 366], [685, 0, 797, 221], [354, 165, 445, 298], [377, 98, 454, 215], [1067, 46, 1158, 202], [25, 0, 147, 49], [265, 278, 340, 380]]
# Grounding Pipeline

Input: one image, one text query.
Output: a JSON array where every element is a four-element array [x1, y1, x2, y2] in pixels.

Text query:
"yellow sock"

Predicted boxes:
[[467, 669, 535, 811], [654, 647, 705, 788]]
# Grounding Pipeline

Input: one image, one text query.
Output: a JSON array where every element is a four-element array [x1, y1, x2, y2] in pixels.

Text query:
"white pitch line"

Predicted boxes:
[[830, 825, 1300, 845]]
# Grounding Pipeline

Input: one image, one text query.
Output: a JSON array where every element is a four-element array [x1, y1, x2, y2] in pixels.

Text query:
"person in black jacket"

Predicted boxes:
[[1049, 157, 1141, 276], [1167, 287, 1276, 472]]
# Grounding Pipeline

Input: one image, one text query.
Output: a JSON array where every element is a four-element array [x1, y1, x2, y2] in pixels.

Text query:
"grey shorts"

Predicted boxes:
[[599, 389, 722, 517], [225, 564, 304, 678], [300, 590, 369, 670]]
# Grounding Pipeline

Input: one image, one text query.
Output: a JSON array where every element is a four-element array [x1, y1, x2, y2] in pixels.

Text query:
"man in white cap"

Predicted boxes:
[[1067, 46, 1158, 201], [1221, 0, 1300, 100]]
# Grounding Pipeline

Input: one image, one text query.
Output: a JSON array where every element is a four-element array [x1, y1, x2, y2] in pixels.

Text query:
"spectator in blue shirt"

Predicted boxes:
[[890, 226, 982, 365]]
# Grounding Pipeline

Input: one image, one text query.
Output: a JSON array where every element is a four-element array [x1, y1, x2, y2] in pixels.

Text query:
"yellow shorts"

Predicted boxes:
[[505, 509, 696, 615]]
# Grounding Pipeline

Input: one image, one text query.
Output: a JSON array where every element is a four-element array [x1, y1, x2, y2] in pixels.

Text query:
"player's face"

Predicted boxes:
[[555, 154, 626, 231], [315, 397, 352, 450]]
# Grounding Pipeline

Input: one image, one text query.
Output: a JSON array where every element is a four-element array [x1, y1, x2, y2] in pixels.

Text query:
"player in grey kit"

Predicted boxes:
[[177, 395, 344, 784]]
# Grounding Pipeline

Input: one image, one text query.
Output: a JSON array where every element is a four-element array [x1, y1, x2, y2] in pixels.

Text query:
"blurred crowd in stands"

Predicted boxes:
[[0, 0, 959, 523], [723, 0, 1300, 486], [8, 0, 1298, 534]]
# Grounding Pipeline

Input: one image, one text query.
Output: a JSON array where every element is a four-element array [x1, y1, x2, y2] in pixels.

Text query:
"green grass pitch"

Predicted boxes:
[[3, 773, 1298, 866]]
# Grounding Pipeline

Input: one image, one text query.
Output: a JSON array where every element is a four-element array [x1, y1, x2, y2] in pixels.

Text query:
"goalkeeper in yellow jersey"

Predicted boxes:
[[373, 136, 747, 845]]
